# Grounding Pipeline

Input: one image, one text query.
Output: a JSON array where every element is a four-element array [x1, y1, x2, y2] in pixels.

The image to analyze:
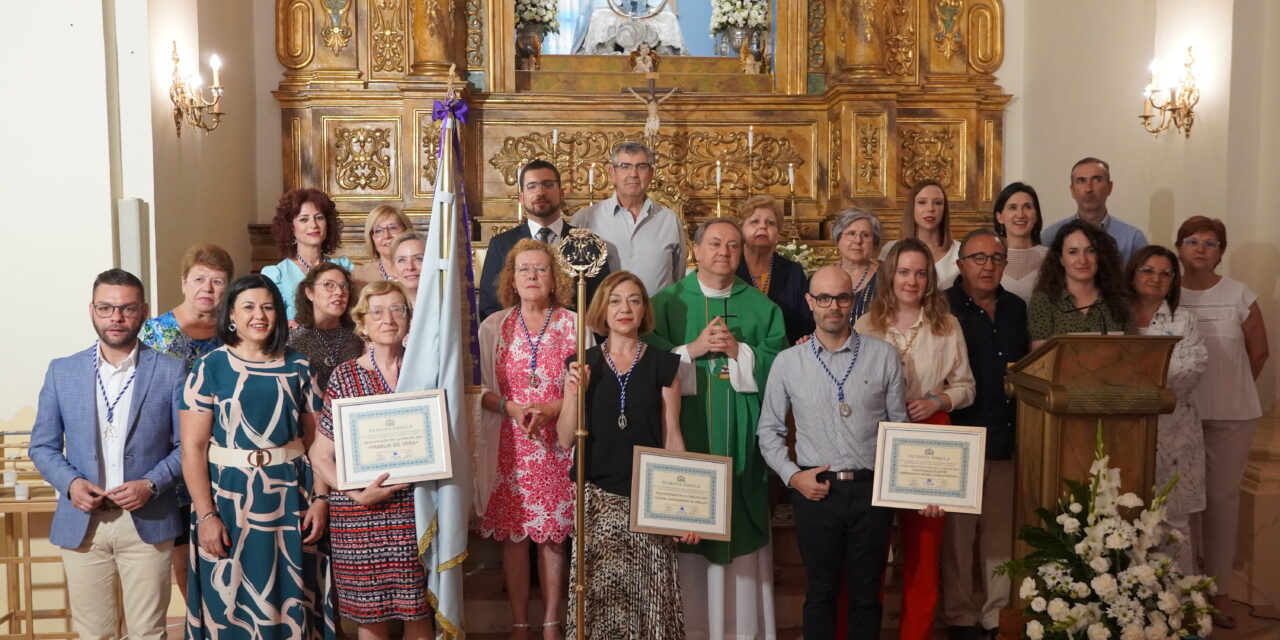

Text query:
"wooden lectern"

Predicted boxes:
[[998, 334, 1180, 639]]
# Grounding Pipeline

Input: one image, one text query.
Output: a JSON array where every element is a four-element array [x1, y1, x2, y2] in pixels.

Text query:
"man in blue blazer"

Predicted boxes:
[[478, 158, 611, 320], [30, 268, 187, 640]]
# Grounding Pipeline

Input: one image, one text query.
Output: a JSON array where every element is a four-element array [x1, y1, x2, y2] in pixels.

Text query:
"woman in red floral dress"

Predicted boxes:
[[476, 239, 583, 640]]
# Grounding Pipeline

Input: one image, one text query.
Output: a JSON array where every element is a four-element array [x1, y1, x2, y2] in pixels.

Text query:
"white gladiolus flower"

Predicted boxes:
[[1087, 622, 1112, 640], [1031, 596, 1047, 612], [1026, 620, 1045, 640], [1090, 556, 1111, 573], [1020, 576, 1038, 599]]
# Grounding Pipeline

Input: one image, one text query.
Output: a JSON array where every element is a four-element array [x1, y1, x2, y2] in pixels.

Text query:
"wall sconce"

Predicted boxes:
[[1139, 46, 1200, 138], [169, 41, 224, 136]]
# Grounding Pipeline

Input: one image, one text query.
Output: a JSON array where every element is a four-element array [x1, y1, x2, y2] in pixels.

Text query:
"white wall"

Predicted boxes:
[[0, 5, 115, 428], [1006, 0, 1278, 411]]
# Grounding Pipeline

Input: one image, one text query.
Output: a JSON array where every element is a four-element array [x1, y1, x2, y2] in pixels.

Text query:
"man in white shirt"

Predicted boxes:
[[478, 158, 610, 319], [571, 141, 688, 295], [29, 269, 187, 640]]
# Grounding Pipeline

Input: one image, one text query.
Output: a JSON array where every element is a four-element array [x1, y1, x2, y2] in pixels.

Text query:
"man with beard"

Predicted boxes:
[[29, 268, 187, 640], [757, 265, 907, 639], [1041, 157, 1147, 264], [479, 158, 611, 320], [572, 141, 688, 295], [644, 219, 787, 639]]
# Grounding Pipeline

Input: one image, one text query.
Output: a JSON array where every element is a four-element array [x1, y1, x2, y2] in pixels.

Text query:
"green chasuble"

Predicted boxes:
[[644, 272, 788, 564]]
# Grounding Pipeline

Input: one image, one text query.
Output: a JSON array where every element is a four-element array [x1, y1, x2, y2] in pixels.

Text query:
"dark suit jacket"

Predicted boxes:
[[735, 252, 815, 343], [29, 344, 186, 548], [478, 221, 612, 321]]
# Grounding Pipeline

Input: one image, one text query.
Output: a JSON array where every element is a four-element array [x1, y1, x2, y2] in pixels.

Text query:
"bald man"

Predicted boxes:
[[758, 265, 908, 638]]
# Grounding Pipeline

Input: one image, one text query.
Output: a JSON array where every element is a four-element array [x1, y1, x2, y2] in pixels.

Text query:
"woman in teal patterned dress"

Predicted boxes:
[[180, 274, 336, 640]]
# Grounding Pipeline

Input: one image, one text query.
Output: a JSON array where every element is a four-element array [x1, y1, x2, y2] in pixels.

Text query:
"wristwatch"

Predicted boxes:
[[146, 479, 158, 498]]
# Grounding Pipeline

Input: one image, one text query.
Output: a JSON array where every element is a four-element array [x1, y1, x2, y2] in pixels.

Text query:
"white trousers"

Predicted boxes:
[[679, 544, 777, 639]]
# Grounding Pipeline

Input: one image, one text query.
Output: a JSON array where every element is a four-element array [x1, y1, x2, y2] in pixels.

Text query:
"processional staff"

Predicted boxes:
[[556, 228, 608, 640]]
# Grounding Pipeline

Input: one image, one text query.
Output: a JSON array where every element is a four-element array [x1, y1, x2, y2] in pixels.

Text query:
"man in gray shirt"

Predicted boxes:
[[758, 265, 907, 639], [571, 141, 688, 294]]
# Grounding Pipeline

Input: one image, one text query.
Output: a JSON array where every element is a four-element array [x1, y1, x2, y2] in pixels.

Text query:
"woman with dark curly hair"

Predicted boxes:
[[262, 188, 353, 321], [287, 262, 363, 391], [1027, 219, 1136, 348]]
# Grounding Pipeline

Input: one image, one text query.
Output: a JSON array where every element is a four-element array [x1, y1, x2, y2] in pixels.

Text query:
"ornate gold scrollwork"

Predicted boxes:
[[322, 0, 353, 55], [900, 127, 956, 189], [855, 0, 878, 43], [335, 128, 393, 190], [420, 119, 443, 190], [466, 0, 484, 69], [371, 0, 406, 72], [882, 0, 915, 77], [934, 0, 963, 60], [425, 0, 445, 38], [857, 123, 880, 187], [829, 125, 842, 192], [488, 130, 805, 216], [807, 0, 826, 72], [967, 0, 1003, 74]]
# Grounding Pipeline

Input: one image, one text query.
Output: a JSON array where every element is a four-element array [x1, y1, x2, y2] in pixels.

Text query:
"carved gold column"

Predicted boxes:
[[409, 0, 459, 77]]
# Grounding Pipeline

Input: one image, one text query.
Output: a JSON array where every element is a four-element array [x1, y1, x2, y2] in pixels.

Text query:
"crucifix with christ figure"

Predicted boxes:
[[624, 73, 683, 141]]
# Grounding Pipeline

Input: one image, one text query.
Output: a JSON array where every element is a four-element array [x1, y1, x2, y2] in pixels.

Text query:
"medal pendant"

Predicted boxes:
[[104, 423, 118, 441], [839, 402, 853, 418], [324, 356, 334, 366], [716, 363, 731, 380], [618, 414, 628, 429], [529, 372, 541, 387]]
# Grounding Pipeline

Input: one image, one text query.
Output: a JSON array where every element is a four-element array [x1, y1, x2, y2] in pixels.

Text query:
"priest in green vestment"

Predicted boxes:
[[645, 218, 787, 636]]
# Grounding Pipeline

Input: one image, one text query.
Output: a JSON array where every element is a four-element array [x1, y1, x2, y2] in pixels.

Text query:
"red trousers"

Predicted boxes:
[[898, 410, 949, 640]]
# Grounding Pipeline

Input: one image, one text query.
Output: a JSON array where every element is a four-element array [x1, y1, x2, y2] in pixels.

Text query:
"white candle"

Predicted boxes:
[[14, 483, 29, 500], [588, 163, 595, 184], [788, 163, 795, 185], [210, 54, 222, 88], [748, 126, 754, 148], [716, 160, 722, 185], [552, 128, 559, 148]]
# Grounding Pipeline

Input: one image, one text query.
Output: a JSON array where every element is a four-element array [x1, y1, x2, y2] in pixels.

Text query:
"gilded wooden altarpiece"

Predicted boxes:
[[260, 0, 1008, 270]]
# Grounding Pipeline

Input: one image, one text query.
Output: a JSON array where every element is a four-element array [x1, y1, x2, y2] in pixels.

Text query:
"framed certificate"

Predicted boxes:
[[871, 422, 986, 514], [629, 446, 733, 541], [330, 389, 453, 490]]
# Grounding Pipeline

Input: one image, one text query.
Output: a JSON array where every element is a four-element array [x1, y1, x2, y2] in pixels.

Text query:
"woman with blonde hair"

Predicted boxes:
[[351, 205, 413, 293], [311, 280, 436, 640], [854, 238, 974, 640], [881, 180, 961, 288], [476, 239, 582, 639], [735, 194, 813, 342]]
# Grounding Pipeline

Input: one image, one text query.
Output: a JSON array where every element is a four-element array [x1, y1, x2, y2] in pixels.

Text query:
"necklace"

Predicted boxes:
[[891, 318, 924, 361], [602, 339, 644, 429], [93, 342, 139, 441], [516, 305, 554, 387], [376, 256, 392, 280], [296, 252, 322, 273], [750, 254, 774, 295], [314, 327, 342, 367], [840, 260, 873, 292], [809, 332, 861, 418], [369, 345, 400, 391]]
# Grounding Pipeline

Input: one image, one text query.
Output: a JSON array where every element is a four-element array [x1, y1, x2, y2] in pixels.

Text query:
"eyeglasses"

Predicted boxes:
[[960, 252, 1008, 266], [366, 305, 409, 320], [92, 303, 143, 318], [612, 162, 653, 172], [317, 280, 350, 293], [522, 180, 560, 192], [809, 293, 855, 308], [371, 223, 404, 238], [1181, 238, 1221, 250], [516, 264, 551, 275], [1137, 266, 1175, 279]]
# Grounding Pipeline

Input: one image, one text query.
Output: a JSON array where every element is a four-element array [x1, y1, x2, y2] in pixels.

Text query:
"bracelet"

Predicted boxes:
[[500, 395, 510, 415], [314, 494, 330, 501], [195, 511, 220, 526], [927, 393, 945, 410]]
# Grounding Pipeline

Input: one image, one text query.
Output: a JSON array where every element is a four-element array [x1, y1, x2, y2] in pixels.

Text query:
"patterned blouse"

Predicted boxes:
[[1027, 290, 1137, 341], [139, 311, 222, 369]]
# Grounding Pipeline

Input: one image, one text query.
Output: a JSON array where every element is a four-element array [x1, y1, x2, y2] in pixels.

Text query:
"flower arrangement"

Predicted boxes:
[[776, 240, 817, 276], [709, 0, 770, 34], [515, 0, 559, 33], [998, 425, 1215, 640]]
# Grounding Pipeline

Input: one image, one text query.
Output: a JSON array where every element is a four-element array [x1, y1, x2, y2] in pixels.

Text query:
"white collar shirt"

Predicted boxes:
[[95, 342, 140, 490], [570, 193, 688, 294], [526, 217, 566, 244]]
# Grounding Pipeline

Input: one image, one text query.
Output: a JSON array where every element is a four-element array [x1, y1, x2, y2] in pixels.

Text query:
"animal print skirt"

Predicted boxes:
[[566, 483, 685, 639]]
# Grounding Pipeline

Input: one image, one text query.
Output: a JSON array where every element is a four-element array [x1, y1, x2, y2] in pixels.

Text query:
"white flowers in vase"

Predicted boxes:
[[998, 424, 1216, 640], [776, 240, 816, 276], [709, 0, 770, 34], [515, 0, 559, 33]]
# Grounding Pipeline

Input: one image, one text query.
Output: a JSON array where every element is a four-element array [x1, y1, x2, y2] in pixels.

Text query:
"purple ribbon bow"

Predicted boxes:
[[432, 98, 468, 124]]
